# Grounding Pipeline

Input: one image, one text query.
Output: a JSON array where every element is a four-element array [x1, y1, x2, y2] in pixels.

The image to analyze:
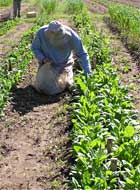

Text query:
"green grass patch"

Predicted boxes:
[[0, 0, 12, 7], [109, 4, 140, 51]]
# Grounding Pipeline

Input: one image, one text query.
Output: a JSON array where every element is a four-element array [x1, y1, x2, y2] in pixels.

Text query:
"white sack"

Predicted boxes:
[[34, 63, 73, 95]]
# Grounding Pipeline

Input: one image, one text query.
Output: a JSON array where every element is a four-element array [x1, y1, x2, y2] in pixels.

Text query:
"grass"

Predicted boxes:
[[108, 4, 140, 51], [0, 0, 12, 7]]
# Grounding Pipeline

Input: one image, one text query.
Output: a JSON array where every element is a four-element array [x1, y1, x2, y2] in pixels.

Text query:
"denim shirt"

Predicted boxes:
[[31, 25, 91, 74]]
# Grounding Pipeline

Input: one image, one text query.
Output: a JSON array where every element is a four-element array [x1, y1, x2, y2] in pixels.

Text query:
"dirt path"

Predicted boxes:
[[0, 2, 33, 17], [0, 60, 71, 190], [0, 17, 72, 190], [0, 2, 36, 61], [84, 0, 140, 119], [0, 22, 33, 60], [84, 0, 107, 14]]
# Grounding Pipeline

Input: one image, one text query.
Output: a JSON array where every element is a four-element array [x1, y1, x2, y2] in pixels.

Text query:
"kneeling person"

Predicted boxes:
[[31, 20, 91, 95]]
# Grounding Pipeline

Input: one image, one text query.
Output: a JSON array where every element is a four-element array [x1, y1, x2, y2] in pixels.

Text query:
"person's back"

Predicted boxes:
[[31, 20, 91, 95]]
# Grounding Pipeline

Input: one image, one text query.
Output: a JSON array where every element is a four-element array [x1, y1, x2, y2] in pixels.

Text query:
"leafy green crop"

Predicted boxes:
[[0, 19, 19, 37], [109, 4, 140, 52], [0, 12, 54, 116], [0, 28, 36, 115], [70, 9, 140, 190]]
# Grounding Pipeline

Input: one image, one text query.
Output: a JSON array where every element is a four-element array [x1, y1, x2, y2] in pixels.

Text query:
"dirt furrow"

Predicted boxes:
[[0, 60, 71, 190], [0, 2, 33, 18], [0, 22, 33, 59], [0, 16, 73, 190], [84, 0, 108, 14]]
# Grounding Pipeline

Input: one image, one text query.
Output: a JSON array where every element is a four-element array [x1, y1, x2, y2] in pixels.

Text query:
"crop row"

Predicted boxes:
[[70, 10, 140, 190], [108, 4, 140, 53], [0, 19, 19, 37], [0, 0, 85, 38], [0, 13, 55, 116], [0, 18, 44, 115], [0, 28, 34, 115]]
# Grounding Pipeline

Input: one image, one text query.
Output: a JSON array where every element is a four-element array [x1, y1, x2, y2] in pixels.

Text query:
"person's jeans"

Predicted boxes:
[[13, 0, 21, 18]]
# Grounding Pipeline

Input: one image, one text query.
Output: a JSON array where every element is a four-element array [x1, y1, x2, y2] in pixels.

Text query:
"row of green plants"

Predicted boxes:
[[70, 10, 140, 190], [0, 15, 54, 116], [0, 0, 84, 37], [0, 26, 37, 115], [108, 4, 140, 51], [0, 0, 65, 115], [33, 0, 84, 14], [0, 0, 56, 114], [0, 19, 20, 37]]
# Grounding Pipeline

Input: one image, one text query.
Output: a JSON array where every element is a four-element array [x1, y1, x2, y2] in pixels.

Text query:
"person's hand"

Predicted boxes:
[[85, 71, 92, 79], [42, 58, 49, 64], [39, 58, 49, 68]]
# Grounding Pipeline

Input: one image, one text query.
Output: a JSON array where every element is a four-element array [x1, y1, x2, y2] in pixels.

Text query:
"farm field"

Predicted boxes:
[[0, 0, 140, 189], [109, 0, 140, 8]]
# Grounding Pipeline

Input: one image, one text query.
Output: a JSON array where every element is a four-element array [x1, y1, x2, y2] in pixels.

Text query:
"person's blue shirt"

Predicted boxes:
[[31, 24, 91, 75]]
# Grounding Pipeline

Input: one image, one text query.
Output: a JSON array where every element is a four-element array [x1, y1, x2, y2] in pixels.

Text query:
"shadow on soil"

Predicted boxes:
[[11, 85, 65, 116]]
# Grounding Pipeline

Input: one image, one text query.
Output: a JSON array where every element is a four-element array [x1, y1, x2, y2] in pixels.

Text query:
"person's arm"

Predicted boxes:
[[31, 32, 46, 63], [71, 30, 91, 75]]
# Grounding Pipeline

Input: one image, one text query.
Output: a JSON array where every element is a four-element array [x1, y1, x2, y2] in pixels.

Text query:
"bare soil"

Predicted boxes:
[[84, 0, 108, 14], [0, 22, 33, 59], [0, 17, 72, 189], [0, 2, 33, 18], [0, 60, 71, 190], [0, 2, 35, 62]]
